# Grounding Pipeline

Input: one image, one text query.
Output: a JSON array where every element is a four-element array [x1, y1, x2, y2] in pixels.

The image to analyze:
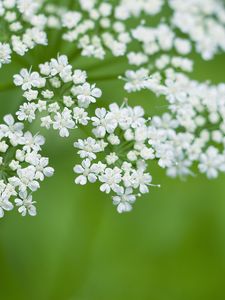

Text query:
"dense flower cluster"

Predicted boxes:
[[169, 0, 225, 60], [59, 2, 132, 59], [0, 0, 48, 68], [14, 54, 102, 137], [49, 0, 187, 61], [145, 68, 225, 179], [0, 0, 225, 217], [47, 0, 225, 66], [0, 114, 54, 217], [74, 102, 159, 213]]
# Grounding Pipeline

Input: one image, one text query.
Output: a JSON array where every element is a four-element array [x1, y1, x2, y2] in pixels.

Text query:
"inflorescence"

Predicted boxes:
[[0, 0, 225, 217], [0, 114, 54, 217], [14, 54, 102, 137]]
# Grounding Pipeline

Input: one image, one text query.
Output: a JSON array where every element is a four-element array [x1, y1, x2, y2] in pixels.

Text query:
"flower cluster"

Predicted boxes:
[[121, 23, 194, 87], [122, 54, 194, 93], [115, 0, 164, 19], [169, 0, 225, 60], [45, 0, 165, 60], [0, 0, 225, 218], [60, 2, 131, 59], [145, 68, 225, 179], [123, 0, 225, 64], [53, 0, 225, 68], [14, 54, 102, 137], [0, 0, 48, 68], [74, 102, 159, 213], [0, 114, 54, 218]]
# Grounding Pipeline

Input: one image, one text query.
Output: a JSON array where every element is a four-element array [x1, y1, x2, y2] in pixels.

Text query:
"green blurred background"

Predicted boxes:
[[1, 3, 225, 299]]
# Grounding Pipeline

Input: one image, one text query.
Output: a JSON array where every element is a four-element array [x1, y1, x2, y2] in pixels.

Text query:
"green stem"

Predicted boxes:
[[89, 74, 121, 82]]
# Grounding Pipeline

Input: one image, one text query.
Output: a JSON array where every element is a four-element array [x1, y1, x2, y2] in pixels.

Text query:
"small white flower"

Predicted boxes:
[[13, 68, 44, 90], [15, 191, 36, 217], [106, 152, 119, 165], [123, 68, 150, 92], [50, 55, 72, 82], [16, 102, 37, 122], [198, 147, 225, 179], [53, 108, 75, 137], [112, 187, 136, 213], [23, 89, 38, 101], [74, 137, 102, 160], [0, 42, 12, 67], [131, 168, 152, 193], [91, 108, 117, 138], [72, 83, 102, 108], [73, 69, 87, 84], [73, 107, 90, 126], [74, 159, 97, 185], [0, 198, 14, 218], [99, 167, 122, 194]]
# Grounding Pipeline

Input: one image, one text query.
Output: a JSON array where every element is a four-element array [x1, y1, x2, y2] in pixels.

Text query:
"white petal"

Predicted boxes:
[[75, 175, 87, 185]]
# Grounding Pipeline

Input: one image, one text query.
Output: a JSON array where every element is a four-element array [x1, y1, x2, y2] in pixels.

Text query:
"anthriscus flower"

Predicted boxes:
[[0, 0, 48, 68], [0, 114, 54, 218], [0, 0, 225, 218], [14, 54, 102, 137], [74, 102, 160, 213]]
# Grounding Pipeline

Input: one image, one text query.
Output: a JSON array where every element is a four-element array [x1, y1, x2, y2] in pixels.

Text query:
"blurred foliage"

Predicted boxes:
[[0, 0, 225, 299]]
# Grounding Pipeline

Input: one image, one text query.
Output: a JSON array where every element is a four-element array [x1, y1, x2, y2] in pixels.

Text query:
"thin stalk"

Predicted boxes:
[[89, 74, 121, 82]]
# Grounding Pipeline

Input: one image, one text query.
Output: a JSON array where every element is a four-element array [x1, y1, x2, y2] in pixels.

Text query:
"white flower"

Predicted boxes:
[[198, 147, 225, 179], [91, 108, 117, 138], [107, 134, 120, 145], [41, 116, 52, 129], [73, 107, 90, 126], [53, 108, 75, 137], [50, 55, 72, 82], [112, 187, 136, 213], [131, 168, 153, 193], [17, 0, 39, 17], [26, 155, 54, 181], [16, 102, 37, 122], [127, 51, 148, 66], [0, 114, 24, 146], [0, 43, 12, 67], [123, 68, 150, 92], [13, 68, 44, 90], [22, 132, 44, 152], [0, 141, 9, 152], [0, 198, 14, 218], [62, 11, 81, 29], [106, 153, 119, 165], [74, 159, 97, 185], [15, 191, 36, 216], [15, 166, 40, 192], [128, 106, 145, 129], [74, 137, 102, 160], [73, 83, 102, 108], [99, 167, 122, 194], [23, 89, 38, 101], [73, 69, 87, 84], [42, 90, 54, 99], [63, 96, 73, 107], [174, 38, 192, 55], [39, 62, 51, 75]]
